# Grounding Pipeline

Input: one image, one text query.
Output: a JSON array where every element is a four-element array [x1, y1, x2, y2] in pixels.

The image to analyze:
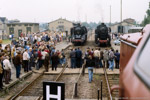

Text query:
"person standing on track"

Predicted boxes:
[[3, 56, 12, 84], [86, 55, 95, 83], [44, 53, 50, 72], [103, 49, 109, 68], [0, 55, 3, 89], [108, 48, 115, 71], [99, 48, 103, 68], [37, 49, 42, 70], [114, 50, 120, 69], [51, 52, 59, 71], [59, 49, 66, 67], [76, 48, 82, 68], [70, 49, 76, 68], [28, 48, 33, 71], [94, 48, 100, 68], [41, 49, 48, 67], [23, 49, 30, 72], [13, 51, 22, 79]]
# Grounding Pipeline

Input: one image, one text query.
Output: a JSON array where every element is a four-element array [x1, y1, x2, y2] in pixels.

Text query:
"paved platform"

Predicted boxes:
[[66, 98, 108, 100], [2, 41, 71, 91], [16, 96, 40, 100], [55, 42, 72, 51], [44, 68, 120, 74]]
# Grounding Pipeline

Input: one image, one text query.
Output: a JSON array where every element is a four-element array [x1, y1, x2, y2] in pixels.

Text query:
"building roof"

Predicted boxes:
[[0, 17, 7, 23], [48, 18, 73, 24], [110, 18, 136, 27], [123, 18, 135, 24], [7, 22, 39, 25], [111, 21, 134, 27]]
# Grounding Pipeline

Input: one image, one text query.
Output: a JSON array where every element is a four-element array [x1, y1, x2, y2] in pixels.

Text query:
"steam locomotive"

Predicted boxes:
[[71, 23, 87, 45], [95, 23, 111, 46]]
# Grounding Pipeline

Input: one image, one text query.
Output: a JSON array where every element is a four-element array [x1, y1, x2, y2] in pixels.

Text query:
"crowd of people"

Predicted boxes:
[[70, 47, 120, 83], [0, 31, 68, 90], [0, 30, 121, 89]]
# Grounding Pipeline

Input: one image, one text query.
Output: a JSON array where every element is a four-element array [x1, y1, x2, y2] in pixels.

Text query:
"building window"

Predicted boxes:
[[9, 28, 14, 34], [58, 21, 64, 24], [24, 24, 28, 26], [18, 24, 22, 26], [7, 24, 11, 27], [29, 24, 33, 26], [12, 24, 16, 27], [26, 27, 31, 33], [58, 25, 64, 31]]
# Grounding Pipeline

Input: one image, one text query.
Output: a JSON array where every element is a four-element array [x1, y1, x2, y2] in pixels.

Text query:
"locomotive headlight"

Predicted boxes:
[[98, 38, 99, 40]]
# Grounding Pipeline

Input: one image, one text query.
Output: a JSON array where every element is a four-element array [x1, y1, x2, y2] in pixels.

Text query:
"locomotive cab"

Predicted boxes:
[[111, 24, 150, 100]]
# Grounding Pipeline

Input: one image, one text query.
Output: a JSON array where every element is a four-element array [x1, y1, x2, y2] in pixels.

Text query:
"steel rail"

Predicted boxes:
[[54, 64, 68, 82], [71, 62, 85, 99], [71, 31, 93, 99], [103, 67, 113, 100], [9, 70, 45, 100]]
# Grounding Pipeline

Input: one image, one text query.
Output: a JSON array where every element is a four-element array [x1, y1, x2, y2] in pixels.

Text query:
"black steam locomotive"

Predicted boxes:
[[71, 23, 87, 45], [95, 23, 111, 46]]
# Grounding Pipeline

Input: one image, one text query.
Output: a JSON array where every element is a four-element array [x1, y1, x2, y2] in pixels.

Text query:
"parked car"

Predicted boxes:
[[113, 38, 120, 45]]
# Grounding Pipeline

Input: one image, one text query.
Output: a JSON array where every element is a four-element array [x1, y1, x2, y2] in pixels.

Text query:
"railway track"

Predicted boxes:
[[102, 67, 119, 100]]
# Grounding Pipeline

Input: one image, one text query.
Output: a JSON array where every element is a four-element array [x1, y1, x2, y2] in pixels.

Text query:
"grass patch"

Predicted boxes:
[[2, 39, 11, 44]]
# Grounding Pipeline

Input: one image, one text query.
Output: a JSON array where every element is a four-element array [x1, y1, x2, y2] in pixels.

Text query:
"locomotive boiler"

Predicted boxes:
[[71, 23, 87, 45], [95, 23, 111, 46]]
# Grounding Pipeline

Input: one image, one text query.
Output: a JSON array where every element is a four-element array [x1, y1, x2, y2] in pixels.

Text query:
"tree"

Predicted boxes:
[[141, 2, 150, 26]]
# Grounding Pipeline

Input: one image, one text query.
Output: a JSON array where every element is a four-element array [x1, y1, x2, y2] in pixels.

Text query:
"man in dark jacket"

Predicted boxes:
[[44, 53, 50, 72], [37, 49, 42, 70], [76, 48, 82, 68], [114, 50, 120, 69], [86, 55, 95, 83], [51, 52, 59, 71], [14, 51, 22, 78]]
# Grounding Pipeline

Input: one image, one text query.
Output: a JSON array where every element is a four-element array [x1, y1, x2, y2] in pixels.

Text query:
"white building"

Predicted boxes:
[[0, 17, 8, 39], [110, 18, 136, 33], [48, 18, 73, 36]]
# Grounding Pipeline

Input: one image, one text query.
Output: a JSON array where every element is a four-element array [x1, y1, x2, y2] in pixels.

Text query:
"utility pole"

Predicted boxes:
[[85, 15, 87, 23], [110, 5, 111, 26], [120, 0, 123, 33], [121, 0, 122, 22]]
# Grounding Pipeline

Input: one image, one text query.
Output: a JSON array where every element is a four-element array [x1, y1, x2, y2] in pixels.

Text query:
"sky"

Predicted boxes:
[[0, 0, 149, 23]]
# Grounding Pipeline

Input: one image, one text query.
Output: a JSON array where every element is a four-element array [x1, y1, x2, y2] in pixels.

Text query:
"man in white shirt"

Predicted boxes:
[[41, 49, 48, 67], [3, 56, 12, 84], [23, 49, 30, 72], [34, 35, 37, 43]]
